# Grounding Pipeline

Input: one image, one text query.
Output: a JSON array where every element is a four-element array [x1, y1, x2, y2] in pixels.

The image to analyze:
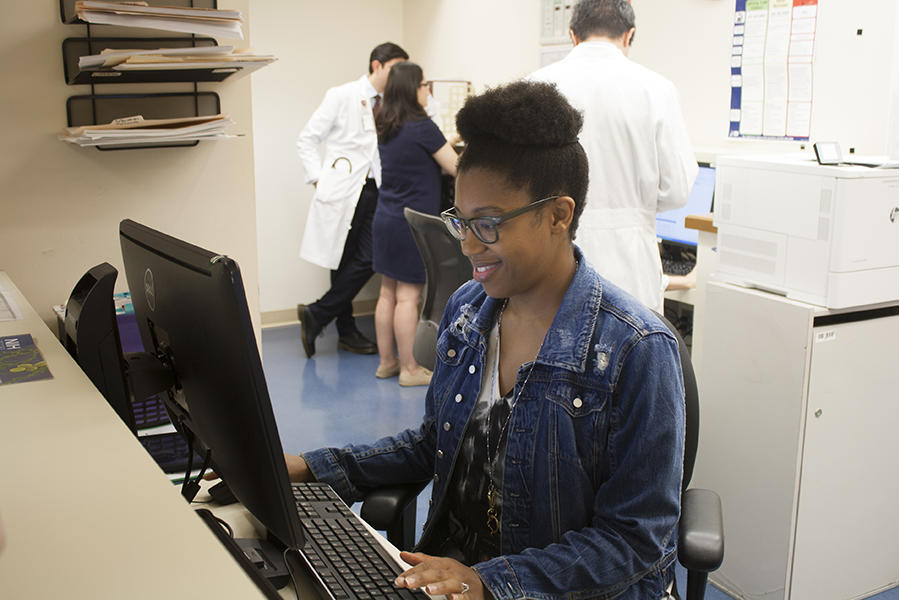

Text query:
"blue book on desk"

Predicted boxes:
[[0, 334, 53, 385]]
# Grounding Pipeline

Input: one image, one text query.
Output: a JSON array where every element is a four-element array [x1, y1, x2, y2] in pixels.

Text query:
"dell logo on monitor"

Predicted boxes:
[[144, 268, 156, 312]]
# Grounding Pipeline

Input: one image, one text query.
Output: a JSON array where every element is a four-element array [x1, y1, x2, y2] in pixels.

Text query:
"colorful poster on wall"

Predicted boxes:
[[729, 0, 819, 140]]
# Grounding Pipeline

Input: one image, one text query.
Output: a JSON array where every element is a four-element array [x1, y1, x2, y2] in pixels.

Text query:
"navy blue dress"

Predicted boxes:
[[373, 118, 446, 283]]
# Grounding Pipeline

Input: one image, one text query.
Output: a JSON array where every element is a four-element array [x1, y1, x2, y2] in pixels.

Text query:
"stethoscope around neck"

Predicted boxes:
[[331, 156, 352, 173]]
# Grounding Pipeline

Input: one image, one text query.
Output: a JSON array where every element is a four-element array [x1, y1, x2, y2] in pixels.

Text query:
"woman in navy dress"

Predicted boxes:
[[373, 62, 458, 386]]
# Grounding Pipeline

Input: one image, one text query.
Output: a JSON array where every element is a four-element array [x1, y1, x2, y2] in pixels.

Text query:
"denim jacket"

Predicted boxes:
[[303, 248, 685, 599]]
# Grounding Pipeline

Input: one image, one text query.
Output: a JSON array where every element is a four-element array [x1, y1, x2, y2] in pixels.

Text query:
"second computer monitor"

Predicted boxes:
[[656, 164, 715, 247]]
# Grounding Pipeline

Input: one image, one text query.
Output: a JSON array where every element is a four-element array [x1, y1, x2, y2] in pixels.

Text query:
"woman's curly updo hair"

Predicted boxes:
[[455, 80, 588, 239]]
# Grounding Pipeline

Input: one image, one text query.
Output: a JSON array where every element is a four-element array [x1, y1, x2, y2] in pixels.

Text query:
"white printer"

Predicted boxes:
[[713, 154, 899, 308]]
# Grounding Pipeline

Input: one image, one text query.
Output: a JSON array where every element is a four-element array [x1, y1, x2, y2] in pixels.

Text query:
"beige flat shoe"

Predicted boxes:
[[375, 363, 400, 378], [399, 367, 433, 387]]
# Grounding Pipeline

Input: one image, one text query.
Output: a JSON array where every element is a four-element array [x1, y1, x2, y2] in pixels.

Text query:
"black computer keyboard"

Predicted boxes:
[[132, 394, 171, 429], [292, 483, 429, 600], [662, 255, 696, 276], [139, 431, 203, 474]]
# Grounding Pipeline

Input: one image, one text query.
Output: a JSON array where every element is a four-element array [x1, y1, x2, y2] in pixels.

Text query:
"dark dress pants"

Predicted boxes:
[[308, 179, 377, 336]]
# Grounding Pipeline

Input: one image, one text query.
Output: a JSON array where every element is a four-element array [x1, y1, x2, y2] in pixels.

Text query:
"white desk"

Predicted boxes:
[[0, 272, 266, 599]]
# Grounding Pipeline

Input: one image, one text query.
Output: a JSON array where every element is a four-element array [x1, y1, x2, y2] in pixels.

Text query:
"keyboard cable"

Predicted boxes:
[[284, 547, 302, 599]]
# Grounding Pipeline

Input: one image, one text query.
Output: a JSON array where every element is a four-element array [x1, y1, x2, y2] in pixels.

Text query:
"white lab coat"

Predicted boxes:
[[530, 41, 697, 312], [296, 75, 381, 270]]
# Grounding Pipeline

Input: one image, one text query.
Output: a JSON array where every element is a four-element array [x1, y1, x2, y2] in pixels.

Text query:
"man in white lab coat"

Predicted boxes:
[[296, 42, 408, 358], [530, 0, 697, 313]]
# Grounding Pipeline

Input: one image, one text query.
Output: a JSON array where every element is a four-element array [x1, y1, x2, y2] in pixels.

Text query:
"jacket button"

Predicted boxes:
[[433, 473, 440, 482], [437, 450, 444, 459], [455, 393, 463, 403], [468, 365, 476, 374], [447, 349, 456, 358], [573, 397, 583, 408], [443, 422, 452, 431]]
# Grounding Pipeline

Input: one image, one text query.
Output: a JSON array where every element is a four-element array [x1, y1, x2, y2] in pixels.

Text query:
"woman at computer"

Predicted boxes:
[[287, 80, 685, 600], [371, 61, 458, 387]]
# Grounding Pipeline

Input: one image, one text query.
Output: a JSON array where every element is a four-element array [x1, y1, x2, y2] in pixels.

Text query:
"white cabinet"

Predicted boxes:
[[693, 281, 899, 600]]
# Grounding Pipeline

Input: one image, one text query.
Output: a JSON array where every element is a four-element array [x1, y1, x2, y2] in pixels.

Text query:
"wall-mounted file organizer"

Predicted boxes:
[[60, 0, 216, 24], [66, 92, 221, 150], [60, 0, 227, 151], [61, 37, 242, 85]]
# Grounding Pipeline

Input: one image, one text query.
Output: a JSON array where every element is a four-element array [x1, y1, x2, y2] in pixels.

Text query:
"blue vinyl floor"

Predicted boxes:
[[262, 316, 899, 600]]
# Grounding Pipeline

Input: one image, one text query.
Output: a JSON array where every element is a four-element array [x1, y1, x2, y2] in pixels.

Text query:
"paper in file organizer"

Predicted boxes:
[[79, 44, 236, 69], [77, 45, 275, 76], [74, 1, 244, 39], [59, 114, 239, 147]]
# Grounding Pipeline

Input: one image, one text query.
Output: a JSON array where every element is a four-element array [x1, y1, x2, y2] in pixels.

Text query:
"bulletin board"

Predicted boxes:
[[729, 0, 820, 140], [429, 80, 472, 138], [539, 0, 573, 67]]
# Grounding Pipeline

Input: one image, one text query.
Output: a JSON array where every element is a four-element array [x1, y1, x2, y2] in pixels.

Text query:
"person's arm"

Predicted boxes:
[[473, 330, 685, 599], [666, 267, 697, 291], [299, 418, 437, 505], [285, 453, 314, 481], [296, 291, 464, 503], [433, 141, 459, 176], [297, 87, 341, 185], [655, 82, 698, 213], [418, 119, 458, 176]]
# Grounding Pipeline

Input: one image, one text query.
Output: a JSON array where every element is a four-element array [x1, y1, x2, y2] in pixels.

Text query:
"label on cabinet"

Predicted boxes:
[[814, 330, 837, 343]]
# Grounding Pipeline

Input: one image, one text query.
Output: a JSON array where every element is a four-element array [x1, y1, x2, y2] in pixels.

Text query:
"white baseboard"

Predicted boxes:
[[261, 298, 377, 330]]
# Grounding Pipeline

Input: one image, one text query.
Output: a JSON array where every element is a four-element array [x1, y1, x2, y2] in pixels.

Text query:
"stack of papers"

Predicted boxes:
[[59, 114, 239, 147], [74, 1, 244, 39], [78, 45, 275, 73]]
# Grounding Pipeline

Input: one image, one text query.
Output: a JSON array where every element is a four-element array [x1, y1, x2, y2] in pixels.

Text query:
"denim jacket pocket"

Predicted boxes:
[[544, 381, 608, 468], [435, 327, 465, 367]]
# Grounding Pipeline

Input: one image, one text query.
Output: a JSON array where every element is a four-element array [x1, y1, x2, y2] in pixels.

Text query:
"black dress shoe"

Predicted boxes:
[[297, 304, 321, 358], [337, 329, 377, 355]]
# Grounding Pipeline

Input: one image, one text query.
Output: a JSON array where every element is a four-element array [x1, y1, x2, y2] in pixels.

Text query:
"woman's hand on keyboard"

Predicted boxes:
[[285, 453, 313, 482], [395, 551, 485, 600]]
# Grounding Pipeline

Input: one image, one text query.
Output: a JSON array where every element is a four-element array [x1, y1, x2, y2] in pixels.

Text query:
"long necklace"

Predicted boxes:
[[485, 299, 538, 536]]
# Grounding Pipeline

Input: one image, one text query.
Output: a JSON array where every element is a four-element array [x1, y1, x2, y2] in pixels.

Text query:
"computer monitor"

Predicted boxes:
[[118, 219, 304, 556], [656, 163, 716, 247]]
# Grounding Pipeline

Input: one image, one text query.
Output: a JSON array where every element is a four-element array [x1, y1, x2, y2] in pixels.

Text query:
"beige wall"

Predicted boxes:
[[401, 0, 541, 92], [251, 1, 404, 320], [0, 2, 258, 331], [629, 0, 899, 158]]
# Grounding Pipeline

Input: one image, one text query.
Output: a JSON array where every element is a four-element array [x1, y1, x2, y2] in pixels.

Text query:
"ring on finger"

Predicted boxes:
[[460, 582, 470, 594]]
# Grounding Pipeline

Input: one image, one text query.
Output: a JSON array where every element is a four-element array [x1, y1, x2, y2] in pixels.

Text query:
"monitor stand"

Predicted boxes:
[[195, 508, 287, 595], [234, 538, 291, 589]]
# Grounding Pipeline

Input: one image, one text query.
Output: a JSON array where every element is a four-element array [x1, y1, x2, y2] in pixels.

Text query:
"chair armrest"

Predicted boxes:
[[678, 488, 724, 572], [360, 481, 429, 531]]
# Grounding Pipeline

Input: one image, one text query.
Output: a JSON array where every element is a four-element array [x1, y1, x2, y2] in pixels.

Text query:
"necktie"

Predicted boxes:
[[372, 94, 381, 118]]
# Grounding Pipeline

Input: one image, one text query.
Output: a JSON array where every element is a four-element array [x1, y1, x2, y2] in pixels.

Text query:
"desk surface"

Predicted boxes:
[[0, 272, 266, 598], [684, 213, 717, 234]]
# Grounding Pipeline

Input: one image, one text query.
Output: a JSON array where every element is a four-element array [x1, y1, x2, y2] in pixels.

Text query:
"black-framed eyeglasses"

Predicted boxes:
[[440, 196, 561, 244]]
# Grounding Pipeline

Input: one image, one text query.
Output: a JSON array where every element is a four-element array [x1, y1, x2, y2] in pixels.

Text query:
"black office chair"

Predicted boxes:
[[360, 311, 724, 600], [402, 207, 471, 370]]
